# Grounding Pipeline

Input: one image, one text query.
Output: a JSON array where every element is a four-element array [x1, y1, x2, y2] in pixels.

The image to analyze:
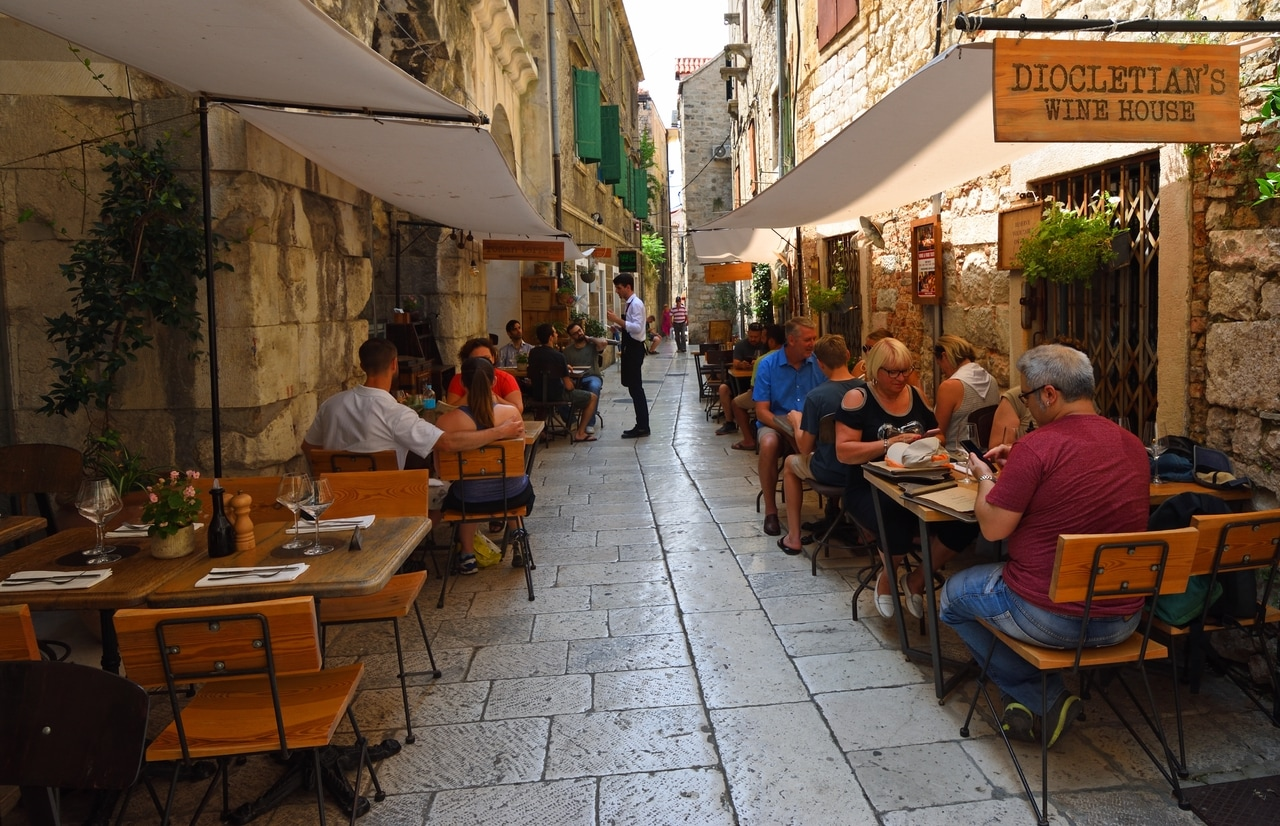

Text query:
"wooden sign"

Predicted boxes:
[[993, 39, 1240, 143], [911, 216, 942, 306], [704, 262, 754, 283], [997, 201, 1044, 270], [482, 239, 567, 261]]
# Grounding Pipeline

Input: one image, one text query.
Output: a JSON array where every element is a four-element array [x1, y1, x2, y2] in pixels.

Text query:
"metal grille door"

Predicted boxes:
[[1031, 153, 1160, 428], [823, 231, 862, 352]]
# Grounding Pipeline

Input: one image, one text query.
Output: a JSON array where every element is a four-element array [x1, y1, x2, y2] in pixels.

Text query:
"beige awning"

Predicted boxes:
[[688, 42, 1066, 262], [0, 0, 580, 258]]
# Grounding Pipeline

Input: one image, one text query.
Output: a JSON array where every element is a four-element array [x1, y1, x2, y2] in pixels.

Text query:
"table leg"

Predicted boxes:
[[99, 608, 120, 674]]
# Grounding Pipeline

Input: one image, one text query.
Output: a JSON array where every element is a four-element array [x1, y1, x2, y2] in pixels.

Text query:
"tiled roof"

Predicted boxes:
[[675, 57, 715, 78]]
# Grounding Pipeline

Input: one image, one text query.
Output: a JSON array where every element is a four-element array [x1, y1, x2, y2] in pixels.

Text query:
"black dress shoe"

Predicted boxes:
[[621, 428, 651, 439], [762, 514, 781, 536]]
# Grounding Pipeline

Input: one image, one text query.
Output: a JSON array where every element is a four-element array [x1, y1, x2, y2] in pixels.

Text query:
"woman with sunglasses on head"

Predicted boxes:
[[835, 338, 978, 619], [445, 337, 524, 413], [932, 334, 1000, 456]]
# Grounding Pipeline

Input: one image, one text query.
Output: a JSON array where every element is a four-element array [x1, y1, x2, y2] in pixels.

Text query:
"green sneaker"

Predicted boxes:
[[1000, 701, 1037, 743], [1045, 693, 1082, 748]]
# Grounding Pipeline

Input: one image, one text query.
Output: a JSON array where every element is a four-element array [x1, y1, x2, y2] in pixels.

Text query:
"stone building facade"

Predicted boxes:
[[0, 0, 652, 473], [700, 0, 1280, 501]]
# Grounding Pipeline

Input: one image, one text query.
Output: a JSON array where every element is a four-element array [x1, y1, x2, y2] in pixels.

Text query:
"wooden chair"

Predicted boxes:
[[701, 349, 731, 420], [0, 659, 149, 826], [304, 447, 399, 474], [191, 475, 292, 524], [521, 373, 573, 443], [114, 596, 378, 826], [434, 438, 536, 607], [1153, 508, 1280, 761], [958, 526, 1199, 825], [317, 470, 441, 744], [0, 443, 83, 538], [0, 605, 40, 661], [969, 403, 1000, 448]]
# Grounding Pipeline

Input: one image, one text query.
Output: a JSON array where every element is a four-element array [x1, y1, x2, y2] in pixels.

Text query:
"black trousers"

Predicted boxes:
[[620, 336, 649, 430]]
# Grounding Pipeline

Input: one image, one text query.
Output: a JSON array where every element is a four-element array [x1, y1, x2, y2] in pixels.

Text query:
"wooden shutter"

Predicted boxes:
[[817, 0, 858, 49], [599, 106, 621, 183], [573, 68, 602, 162], [633, 166, 649, 219]]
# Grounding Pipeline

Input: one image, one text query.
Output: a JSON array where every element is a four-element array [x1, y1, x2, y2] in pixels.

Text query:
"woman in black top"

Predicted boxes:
[[836, 338, 977, 619]]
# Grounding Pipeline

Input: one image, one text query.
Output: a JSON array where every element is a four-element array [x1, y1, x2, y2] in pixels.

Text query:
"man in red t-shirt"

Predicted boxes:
[[940, 344, 1149, 749]]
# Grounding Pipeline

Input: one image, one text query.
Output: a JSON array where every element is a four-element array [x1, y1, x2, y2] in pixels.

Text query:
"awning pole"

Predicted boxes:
[[199, 97, 223, 478]]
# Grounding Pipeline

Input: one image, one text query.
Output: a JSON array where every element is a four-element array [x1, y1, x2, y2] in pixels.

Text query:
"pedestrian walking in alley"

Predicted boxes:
[[671, 296, 688, 352], [607, 272, 650, 438]]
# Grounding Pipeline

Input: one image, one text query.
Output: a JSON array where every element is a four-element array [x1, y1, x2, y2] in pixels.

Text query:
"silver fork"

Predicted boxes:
[[206, 569, 298, 581], [2, 573, 100, 586]]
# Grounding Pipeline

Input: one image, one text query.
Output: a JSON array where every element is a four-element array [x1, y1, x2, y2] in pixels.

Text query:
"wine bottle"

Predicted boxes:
[[207, 479, 236, 558]]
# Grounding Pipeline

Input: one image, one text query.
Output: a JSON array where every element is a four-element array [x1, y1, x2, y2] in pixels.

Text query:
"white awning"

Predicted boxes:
[[688, 42, 1069, 262], [0, 0, 578, 257], [689, 227, 791, 265]]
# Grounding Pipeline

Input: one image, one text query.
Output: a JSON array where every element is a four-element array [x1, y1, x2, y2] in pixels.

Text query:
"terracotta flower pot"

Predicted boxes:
[[150, 523, 197, 559]]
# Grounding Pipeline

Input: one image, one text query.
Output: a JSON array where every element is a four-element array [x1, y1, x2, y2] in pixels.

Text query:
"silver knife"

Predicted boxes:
[[2, 572, 101, 586]]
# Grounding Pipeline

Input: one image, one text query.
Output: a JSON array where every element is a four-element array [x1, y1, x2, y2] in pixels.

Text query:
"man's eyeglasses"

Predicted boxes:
[[1018, 385, 1047, 404], [878, 367, 910, 379]]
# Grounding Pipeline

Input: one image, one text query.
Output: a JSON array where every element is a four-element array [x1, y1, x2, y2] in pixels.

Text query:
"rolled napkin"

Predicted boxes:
[[1, 569, 113, 591], [886, 436, 948, 468], [286, 515, 376, 535], [106, 522, 204, 540], [195, 564, 309, 587]]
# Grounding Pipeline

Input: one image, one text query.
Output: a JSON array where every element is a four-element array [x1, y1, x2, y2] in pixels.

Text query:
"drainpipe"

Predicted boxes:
[[548, 0, 564, 278]]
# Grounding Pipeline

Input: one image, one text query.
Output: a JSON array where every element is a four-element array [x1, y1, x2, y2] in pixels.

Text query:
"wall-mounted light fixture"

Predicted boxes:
[[591, 212, 603, 224]]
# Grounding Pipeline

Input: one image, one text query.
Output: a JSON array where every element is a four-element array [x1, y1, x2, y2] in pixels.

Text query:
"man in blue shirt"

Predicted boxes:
[[752, 317, 823, 536]]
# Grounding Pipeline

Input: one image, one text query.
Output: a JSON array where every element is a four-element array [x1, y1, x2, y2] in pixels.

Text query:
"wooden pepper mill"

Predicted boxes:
[[230, 490, 256, 552]]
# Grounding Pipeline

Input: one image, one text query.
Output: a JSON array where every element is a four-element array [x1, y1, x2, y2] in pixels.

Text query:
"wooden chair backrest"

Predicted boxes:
[[968, 404, 1000, 448], [320, 469, 430, 519], [1049, 527, 1199, 605], [114, 596, 322, 689], [304, 447, 399, 474], [433, 439, 525, 483], [0, 444, 83, 528], [0, 659, 149, 791], [192, 476, 291, 523], [0, 605, 40, 661], [817, 412, 837, 445], [1188, 508, 1280, 576]]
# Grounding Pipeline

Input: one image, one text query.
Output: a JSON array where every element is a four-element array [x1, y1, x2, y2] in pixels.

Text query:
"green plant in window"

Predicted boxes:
[[1014, 195, 1123, 286], [771, 282, 790, 308], [806, 272, 848, 314]]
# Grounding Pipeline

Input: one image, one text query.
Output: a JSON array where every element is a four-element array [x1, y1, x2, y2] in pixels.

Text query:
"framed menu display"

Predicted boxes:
[[911, 216, 942, 305]]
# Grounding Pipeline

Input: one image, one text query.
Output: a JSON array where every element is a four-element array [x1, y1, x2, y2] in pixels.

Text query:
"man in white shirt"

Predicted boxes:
[[303, 338, 524, 468], [605, 272, 649, 438], [497, 319, 533, 368]]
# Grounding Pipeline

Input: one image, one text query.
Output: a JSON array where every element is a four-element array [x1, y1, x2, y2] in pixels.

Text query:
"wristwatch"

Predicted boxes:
[[976, 474, 997, 483]]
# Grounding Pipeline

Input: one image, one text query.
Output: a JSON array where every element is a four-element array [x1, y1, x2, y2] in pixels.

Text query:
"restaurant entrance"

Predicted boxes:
[[823, 231, 863, 352], [1029, 152, 1160, 427]]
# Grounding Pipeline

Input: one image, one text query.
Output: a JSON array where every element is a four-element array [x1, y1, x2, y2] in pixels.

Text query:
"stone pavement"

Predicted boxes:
[[35, 341, 1280, 825]]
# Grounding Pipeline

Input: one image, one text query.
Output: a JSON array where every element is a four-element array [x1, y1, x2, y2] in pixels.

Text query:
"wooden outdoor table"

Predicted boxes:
[[863, 466, 1258, 702], [0, 527, 208, 671], [0, 515, 47, 546], [147, 516, 431, 608]]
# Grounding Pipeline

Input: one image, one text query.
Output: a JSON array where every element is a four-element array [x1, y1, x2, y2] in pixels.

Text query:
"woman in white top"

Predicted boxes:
[[932, 335, 1000, 452]]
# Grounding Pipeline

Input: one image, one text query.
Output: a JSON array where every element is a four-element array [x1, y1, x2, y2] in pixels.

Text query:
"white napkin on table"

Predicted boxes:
[[1, 569, 113, 591], [286, 515, 375, 535], [195, 564, 309, 587], [106, 522, 204, 539]]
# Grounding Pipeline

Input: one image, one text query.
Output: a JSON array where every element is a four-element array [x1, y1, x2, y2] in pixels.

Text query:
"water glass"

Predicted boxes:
[[76, 478, 123, 564], [277, 472, 313, 551], [1143, 422, 1166, 485]]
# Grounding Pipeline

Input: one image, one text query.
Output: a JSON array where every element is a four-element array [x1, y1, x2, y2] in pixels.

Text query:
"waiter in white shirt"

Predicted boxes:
[[606, 272, 650, 438]]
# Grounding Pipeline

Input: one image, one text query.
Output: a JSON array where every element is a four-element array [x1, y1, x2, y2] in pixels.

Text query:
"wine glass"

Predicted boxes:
[[1110, 415, 1131, 433], [77, 478, 122, 564], [1143, 422, 1166, 485], [300, 478, 336, 556], [277, 472, 313, 551]]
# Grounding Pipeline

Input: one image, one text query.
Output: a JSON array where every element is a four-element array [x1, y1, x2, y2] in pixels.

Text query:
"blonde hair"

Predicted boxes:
[[934, 334, 977, 365], [865, 338, 912, 383]]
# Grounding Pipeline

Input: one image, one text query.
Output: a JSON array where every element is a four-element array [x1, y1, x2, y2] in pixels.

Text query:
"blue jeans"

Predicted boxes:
[[939, 563, 1140, 714], [577, 375, 602, 396]]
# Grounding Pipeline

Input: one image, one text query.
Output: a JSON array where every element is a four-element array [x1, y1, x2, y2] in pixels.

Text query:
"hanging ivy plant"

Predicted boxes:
[[1015, 195, 1123, 286], [806, 272, 849, 314], [40, 138, 230, 424]]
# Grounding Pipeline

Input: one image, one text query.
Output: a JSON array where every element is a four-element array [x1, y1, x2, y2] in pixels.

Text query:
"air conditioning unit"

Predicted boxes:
[[711, 142, 731, 161]]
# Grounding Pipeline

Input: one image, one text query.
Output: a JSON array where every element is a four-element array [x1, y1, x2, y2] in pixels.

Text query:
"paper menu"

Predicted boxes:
[[912, 485, 977, 514]]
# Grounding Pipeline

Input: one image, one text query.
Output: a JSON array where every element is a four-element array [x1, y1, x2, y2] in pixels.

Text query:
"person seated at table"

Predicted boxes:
[[853, 328, 926, 400], [526, 323, 598, 443], [645, 315, 662, 354], [777, 334, 863, 555], [437, 357, 535, 574], [940, 344, 1148, 747], [834, 337, 978, 618], [753, 317, 824, 536], [563, 321, 608, 398], [302, 338, 524, 470], [718, 324, 783, 444], [715, 323, 769, 436], [932, 334, 1000, 453], [445, 337, 524, 413], [497, 319, 533, 368]]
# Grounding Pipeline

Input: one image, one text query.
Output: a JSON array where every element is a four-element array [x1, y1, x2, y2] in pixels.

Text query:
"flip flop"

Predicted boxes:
[[777, 537, 804, 556], [731, 441, 757, 451], [574, 434, 598, 443]]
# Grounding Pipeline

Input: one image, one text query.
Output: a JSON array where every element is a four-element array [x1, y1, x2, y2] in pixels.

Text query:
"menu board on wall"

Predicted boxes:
[[997, 201, 1044, 271], [911, 216, 942, 306]]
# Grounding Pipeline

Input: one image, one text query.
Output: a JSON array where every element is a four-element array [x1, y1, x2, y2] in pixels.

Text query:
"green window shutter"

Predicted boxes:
[[573, 69, 602, 163], [633, 166, 649, 219], [599, 106, 621, 183], [614, 157, 631, 204]]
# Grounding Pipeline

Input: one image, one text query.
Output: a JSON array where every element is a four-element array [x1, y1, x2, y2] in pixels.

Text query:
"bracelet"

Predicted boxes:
[[976, 474, 997, 483]]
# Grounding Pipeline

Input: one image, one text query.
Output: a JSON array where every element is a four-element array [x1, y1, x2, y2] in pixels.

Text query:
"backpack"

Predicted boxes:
[[1147, 493, 1255, 626]]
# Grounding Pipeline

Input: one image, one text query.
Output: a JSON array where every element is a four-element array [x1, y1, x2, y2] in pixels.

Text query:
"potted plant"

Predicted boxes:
[[1015, 195, 1127, 286], [84, 429, 159, 497], [141, 469, 203, 558], [771, 282, 790, 308], [806, 272, 849, 314], [556, 285, 577, 307]]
